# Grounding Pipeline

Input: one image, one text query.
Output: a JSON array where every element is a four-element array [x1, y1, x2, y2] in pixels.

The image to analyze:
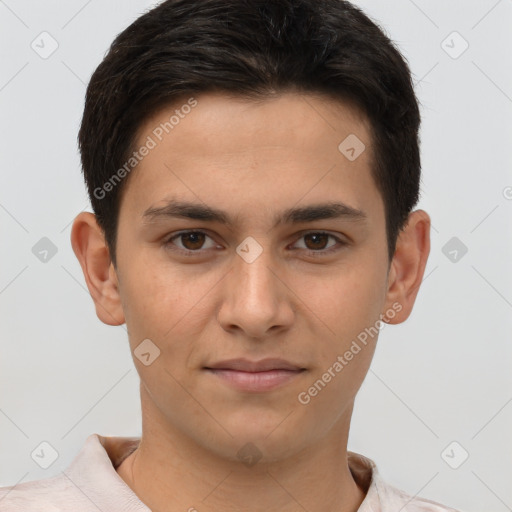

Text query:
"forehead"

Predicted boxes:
[[119, 91, 381, 223], [135, 91, 371, 158]]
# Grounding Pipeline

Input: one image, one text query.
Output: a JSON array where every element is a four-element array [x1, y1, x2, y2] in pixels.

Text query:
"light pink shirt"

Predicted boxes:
[[0, 433, 463, 511]]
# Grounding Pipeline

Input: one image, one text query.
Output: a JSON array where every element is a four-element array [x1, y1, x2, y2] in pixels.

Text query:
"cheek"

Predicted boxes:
[[118, 257, 218, 370], [296, 269, 382, 415], [298, 260, 387, 337], [289, 257, 388, 393], [116, 259, 179, 353], [119, 252, 193, 327]]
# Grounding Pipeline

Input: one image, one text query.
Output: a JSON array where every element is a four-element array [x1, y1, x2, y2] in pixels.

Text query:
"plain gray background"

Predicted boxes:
[[1, 1, 511, 511]]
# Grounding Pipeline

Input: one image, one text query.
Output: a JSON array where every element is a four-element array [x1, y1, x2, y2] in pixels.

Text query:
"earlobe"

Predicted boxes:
[[70, 212, 125, 326], [381, 209, 431, 325]]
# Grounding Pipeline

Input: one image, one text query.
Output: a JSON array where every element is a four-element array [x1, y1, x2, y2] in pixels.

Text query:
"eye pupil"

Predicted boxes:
[[305, 233, 329, 250], [182, 232, 205, 250], [169, 231, 339, 255]]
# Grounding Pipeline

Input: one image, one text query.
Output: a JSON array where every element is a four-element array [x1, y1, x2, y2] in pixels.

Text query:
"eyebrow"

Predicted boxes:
[[141, 199, 367, 228]]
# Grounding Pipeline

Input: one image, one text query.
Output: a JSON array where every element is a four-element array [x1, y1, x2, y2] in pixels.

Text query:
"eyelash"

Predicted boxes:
[[163, 230, 346, 257]]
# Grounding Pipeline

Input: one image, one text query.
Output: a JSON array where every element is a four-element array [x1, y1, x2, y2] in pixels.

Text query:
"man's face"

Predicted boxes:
[[113, 91, 393, 460]]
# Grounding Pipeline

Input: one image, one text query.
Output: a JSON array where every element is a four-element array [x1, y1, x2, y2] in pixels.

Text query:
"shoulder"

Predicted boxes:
[[386, 484, 462, 512], [0, 433, 146, 512], [0, 473, 87, 511], [377, 477, 465, 511], [347, 451, 465, 512]]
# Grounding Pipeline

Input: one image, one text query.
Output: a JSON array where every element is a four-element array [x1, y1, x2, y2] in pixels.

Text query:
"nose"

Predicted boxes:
[[217, 243, 295, 339]]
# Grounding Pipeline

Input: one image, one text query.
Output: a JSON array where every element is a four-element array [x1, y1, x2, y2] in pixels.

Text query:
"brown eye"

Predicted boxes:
[[290, 231, 347, 257], [303, 233, 330, 250], [165, 231, 217, 253], [180, 232, 206, 250]]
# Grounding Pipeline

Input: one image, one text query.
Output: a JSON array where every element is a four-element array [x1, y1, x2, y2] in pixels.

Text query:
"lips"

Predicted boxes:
[[203, 358, 306, 392], [204, 358, 305, 372]]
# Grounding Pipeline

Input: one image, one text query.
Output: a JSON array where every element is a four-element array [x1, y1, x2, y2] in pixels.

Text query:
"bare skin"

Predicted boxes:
[[71, 91, 430, 512]]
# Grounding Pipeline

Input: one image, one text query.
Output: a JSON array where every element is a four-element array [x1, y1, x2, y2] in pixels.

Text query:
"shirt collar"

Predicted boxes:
[[65, 433, 392, 511], [63, 433, 150, 512]]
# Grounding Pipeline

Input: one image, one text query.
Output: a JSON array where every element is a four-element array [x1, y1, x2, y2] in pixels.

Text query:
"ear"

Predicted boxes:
[[381, 209, 431, 324], [70, 212, 125, 326]]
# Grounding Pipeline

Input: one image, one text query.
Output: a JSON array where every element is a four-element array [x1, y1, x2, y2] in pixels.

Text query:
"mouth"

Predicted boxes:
[[203, 358, 306, 393]]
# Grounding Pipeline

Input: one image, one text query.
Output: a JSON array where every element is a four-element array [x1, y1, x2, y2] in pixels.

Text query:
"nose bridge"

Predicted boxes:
[[232, 238, 278, 305], [217, 237, 292, 336]]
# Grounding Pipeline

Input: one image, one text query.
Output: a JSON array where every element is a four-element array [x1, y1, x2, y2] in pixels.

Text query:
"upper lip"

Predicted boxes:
[[204, 358, 305, 372]]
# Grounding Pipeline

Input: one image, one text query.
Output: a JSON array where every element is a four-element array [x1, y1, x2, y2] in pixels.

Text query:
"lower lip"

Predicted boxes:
[[205, 368, 304, 392]]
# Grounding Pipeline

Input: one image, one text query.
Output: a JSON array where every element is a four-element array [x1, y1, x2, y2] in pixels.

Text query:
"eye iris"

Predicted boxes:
[[176, 233, 332, 252], [182, 232, 205, 250], [305, 233, 328, 250]]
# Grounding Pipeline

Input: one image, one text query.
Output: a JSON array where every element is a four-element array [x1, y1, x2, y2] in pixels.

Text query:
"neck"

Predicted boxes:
[[116, 390, 367, 512]]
